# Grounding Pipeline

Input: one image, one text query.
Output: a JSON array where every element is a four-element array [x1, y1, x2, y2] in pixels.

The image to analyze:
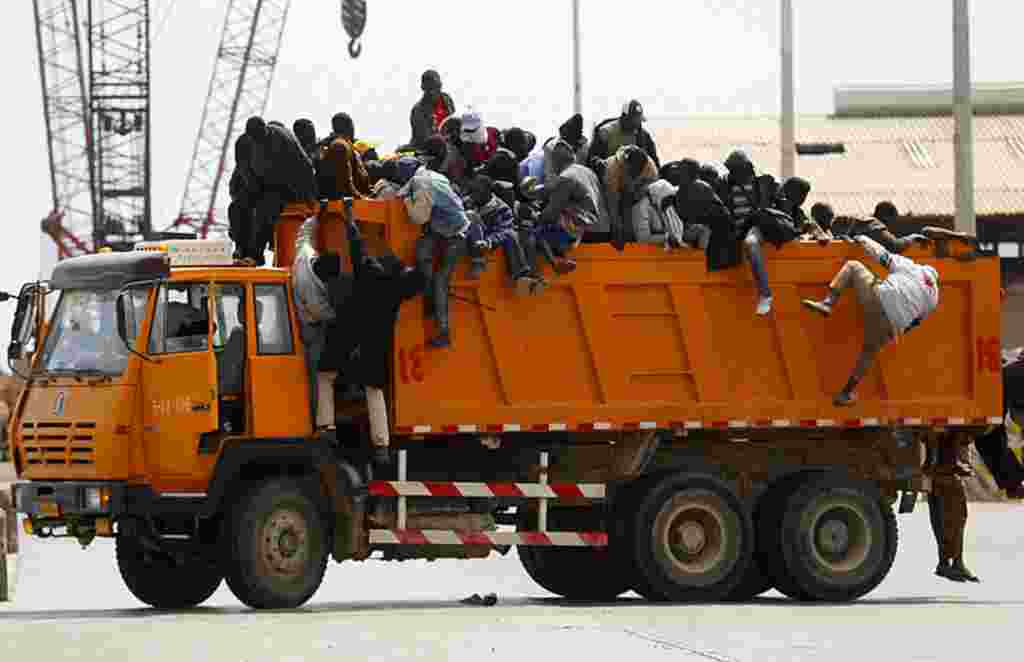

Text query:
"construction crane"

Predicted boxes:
[[170, 0, 292, 239], [34, 0, 367, 256]]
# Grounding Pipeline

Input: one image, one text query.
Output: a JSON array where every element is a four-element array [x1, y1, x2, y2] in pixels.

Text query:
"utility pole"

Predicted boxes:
[[780, 0, 795, 179], [953, 0, 976, 235], [571, 0, 582, 116]]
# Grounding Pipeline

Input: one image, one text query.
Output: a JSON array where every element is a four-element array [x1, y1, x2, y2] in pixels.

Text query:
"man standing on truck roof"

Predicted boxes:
[[801, 234, 940, 406], [407, 70, 456, 151], [292, 215, 345, 427]]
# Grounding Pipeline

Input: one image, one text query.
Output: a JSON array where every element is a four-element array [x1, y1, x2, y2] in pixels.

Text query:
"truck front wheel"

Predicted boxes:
[[116, 536, 222, 609], [222, 477, 329, 609]]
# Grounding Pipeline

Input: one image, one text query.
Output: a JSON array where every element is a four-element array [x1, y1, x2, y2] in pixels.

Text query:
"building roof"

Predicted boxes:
[[651, 114, 1024, 218]]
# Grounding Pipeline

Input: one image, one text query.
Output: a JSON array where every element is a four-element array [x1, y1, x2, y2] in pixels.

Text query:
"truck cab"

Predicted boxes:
[[10, 241, 311, 537]]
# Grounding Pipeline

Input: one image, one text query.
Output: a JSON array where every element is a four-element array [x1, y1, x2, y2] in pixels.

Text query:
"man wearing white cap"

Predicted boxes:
[[590, 99, 660, 169]]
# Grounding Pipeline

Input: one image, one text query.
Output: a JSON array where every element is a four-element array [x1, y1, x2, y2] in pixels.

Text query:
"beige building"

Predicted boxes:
[[650, 84, 1024, 346]]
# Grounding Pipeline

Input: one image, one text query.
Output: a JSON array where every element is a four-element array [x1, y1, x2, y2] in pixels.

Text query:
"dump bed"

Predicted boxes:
[[274, 200, 1002, 435]]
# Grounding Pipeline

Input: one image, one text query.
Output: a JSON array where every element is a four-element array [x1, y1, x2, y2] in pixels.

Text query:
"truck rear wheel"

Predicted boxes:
[[116, 536, 222, 609], [517, 508, 630, 601], [222, 477, 329, 609], [628, 473, 753, 602], [777, 474, 898, 602], [756, 473, 818, 601]]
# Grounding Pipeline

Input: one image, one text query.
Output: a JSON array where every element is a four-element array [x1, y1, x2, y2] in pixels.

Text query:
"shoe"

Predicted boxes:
[[514, 276, 533, 297], [935, 562, 967, 582], [429, 330, 451, 348], [802, 299, 833, 317], [756, 296, 773, 316], [372, 447, 392, 469], [952, 559, 980, 583], [952, 461, 974, 478], [553, 258, 576, 275], [833, 390, 857, 407], [528, 277, 549, 295]]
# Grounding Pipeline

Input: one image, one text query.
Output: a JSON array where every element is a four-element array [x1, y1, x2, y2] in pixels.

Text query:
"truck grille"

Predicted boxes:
[[21, 421, 97, 466]]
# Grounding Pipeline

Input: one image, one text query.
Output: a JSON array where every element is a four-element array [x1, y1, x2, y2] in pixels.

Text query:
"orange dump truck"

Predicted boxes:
[[7, 198, 1001, 610]]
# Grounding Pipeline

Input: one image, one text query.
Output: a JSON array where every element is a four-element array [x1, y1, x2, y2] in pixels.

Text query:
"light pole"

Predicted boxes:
[[572, 0, 582, 116], [953, 0, 976, 235], [780, 0, 795, 179]]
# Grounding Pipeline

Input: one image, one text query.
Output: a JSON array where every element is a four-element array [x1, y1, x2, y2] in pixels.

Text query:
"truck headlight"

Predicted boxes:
[[83, 486, 110, 512]]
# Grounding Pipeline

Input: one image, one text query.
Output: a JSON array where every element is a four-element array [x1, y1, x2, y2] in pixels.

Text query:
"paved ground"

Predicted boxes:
[[1, 503, 1022, 661]]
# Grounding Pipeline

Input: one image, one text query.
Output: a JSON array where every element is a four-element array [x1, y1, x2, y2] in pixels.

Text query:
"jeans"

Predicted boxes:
[[466, 224, 530, 279], [415, 232, 467, 332], [743, 226, 771, 299]]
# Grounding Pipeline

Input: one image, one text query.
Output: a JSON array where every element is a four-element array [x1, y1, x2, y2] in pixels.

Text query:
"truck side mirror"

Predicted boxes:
[[7, 284, 37, 363], [115, 292, 128, 344]]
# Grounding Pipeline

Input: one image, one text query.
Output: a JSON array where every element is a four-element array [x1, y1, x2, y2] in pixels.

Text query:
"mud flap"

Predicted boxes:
[[318, 460, 369, 562]]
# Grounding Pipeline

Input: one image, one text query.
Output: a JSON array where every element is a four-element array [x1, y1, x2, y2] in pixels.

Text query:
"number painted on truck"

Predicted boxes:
[[398, 345, 426, 384], [977, 336, 1001, 374]]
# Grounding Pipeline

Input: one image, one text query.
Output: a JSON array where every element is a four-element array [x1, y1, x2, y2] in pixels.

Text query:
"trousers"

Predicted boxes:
[[831, 260, 896, 383], [415, 233, 468, 332]]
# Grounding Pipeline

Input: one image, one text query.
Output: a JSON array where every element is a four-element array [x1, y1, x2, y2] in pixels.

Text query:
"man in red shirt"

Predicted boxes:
[[408, 70, 456, 150]]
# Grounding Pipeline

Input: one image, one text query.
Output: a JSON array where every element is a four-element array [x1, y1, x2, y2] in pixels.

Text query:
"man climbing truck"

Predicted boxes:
[[6, 198, 1002, 609]]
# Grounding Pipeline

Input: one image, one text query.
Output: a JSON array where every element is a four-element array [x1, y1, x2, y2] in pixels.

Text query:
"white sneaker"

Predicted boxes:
[[756, 296, 773, 316]]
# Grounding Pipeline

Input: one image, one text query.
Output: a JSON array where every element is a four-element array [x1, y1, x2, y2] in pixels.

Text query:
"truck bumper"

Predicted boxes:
[[12, 481, 126, 518]]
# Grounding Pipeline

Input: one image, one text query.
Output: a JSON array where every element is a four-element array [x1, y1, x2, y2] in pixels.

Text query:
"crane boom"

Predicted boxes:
[[171, 0, 292, 238]]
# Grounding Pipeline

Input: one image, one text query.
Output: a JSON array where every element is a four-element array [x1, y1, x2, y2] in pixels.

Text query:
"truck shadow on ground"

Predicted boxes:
[[2, 595, 1024, 622]]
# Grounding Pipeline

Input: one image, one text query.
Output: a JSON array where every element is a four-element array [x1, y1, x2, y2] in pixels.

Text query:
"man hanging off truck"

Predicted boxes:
[[802, 234, 940, 406]]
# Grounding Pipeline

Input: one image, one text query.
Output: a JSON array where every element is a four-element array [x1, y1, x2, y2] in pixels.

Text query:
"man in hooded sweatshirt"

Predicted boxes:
[[335, 214, 426, 467], [802, 234, 941, 406], [408, 69, 456, 150]]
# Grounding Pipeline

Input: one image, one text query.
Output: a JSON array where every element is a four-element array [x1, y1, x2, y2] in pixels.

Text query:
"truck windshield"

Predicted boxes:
[[38, 288, 150, 376]]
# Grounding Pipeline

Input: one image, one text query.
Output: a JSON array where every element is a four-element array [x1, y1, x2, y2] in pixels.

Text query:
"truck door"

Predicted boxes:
[[141, 282, 218, 489]]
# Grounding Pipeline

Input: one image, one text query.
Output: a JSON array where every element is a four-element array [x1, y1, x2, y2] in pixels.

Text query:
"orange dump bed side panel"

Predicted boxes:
[[275, 201, 1002, 431]]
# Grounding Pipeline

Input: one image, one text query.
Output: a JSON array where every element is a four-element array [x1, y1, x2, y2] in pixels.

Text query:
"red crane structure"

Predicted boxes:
[[32, 0, 294, 256], [170, 0, 292, 239]]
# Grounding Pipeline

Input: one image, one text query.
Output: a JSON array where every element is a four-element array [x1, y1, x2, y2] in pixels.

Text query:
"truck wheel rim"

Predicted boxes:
[[806, 499, 872, 574], [258, 508, 309, 578], [654, 491, 738, 587]]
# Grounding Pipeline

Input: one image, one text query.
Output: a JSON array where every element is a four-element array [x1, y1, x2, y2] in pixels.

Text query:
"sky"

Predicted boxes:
[[0, 0, 1021, 353]]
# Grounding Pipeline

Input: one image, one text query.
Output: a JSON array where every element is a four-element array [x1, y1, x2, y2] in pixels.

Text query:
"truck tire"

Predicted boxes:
[[756, 473, 818, 601], [628, 473, 754, 602], [116, 536, 222, 609], [777, 474, 898, 602], [222, 477, 329, 609], [725, 557, 774, 602], [517, 508, 630, 601]]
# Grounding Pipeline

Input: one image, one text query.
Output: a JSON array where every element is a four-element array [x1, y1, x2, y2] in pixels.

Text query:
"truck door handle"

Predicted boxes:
[[192, 402, 211, 412]]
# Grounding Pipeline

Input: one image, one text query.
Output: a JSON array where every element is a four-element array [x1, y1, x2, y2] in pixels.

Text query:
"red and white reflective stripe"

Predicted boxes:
[[368, 481, 606, 500], [369, 529, 608, 547], [397, 417, 989, 435]]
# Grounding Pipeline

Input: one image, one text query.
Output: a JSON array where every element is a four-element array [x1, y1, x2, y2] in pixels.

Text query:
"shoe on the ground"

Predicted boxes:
[[833, 390, 857, 407], [429, 330, 451, 349], [514, 276, 533, 296], [952, 559, 980, 583], [935, 562, 967, 582], [553, 258, 576, 275], [802, 299, 833, 317], [756, 296, 773, 316]]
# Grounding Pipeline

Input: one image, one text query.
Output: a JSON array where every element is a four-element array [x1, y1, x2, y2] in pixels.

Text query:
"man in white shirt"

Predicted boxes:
[[802, 234, 940, 406]]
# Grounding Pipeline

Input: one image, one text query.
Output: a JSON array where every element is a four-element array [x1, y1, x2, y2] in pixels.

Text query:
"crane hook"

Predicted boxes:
[[341, 0, 367, 59], [348, 38, 362, 59]]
